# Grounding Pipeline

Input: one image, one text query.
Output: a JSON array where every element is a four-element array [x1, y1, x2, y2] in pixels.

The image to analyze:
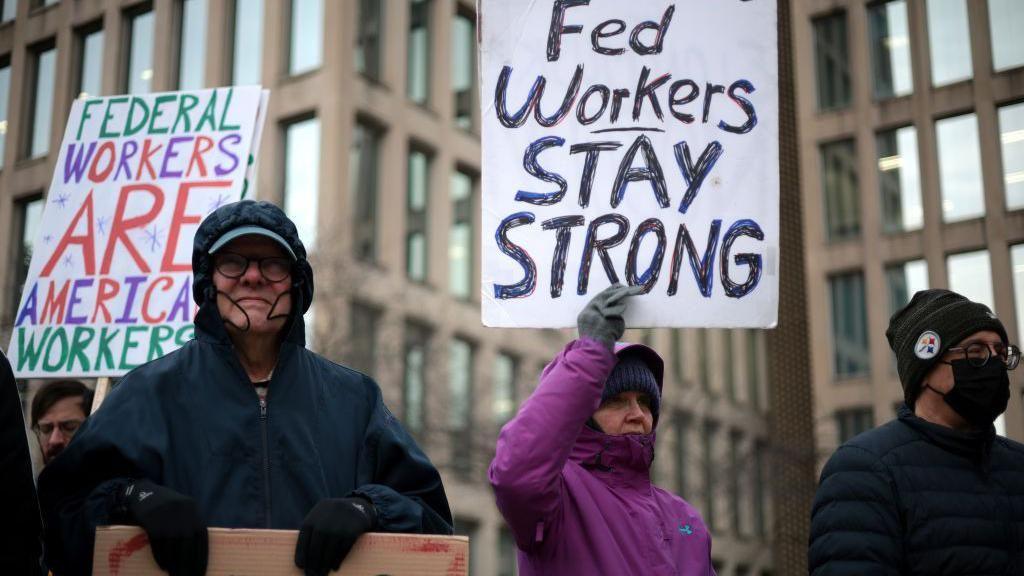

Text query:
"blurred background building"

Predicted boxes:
[[1, 0, 1019, 574]]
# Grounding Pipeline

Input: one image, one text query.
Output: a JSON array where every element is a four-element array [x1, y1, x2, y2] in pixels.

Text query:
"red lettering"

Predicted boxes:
[[186, 136, 214, 178], [40, 280, 70, 324], [135, 139, 164, 180], [88, 141, 117, 182], [162, 181, 230, 272], [142, 276, 173, 323], [41, 191, 96, 277], [101, 184, 165, 274], [91, 278, 119, 323]]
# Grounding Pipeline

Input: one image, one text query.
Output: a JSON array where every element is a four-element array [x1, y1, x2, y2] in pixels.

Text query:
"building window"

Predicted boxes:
[[289, 0, 322, 75], [452, 9, 475, 129], [2, 1, 15, 22], [493, 352, 517, 425], [351, 121, 382, 262], [989, 0, 1024, 72], [403, 322, 430, 435], [947, 250, 994, 309], [449, 169, 474, 299], [348, 302, 379, 375], [813, 12, 851, 111], [868, 0, 912, 100], [177, 0, 207, 89], [821, 139, 859, 241], [877, 126, 922, 233], [746, 330, 762, 409], [125, 8, 155, 94], [723, 331, 736, 402], [674, 411, 688, 496], [25, 42, 56, 160], [75, 25, 104, 100], [407, 0, 431, 105], [498, 527, 517, 576], [283, 116, 321, 249], [697, 329, 709, 392], [836, 407, 874, 443], [0, 58, 10, 169], [729, 430, 743, 536], [830, 272, 870, 378], [10, 195, 44, 316], [449, 337, 474, 477], [231, 0, 263, 85], [702, 421, 717, 532], [1010, 245, 1024, 352], [936, 113, 984, 222], [753, 440, 766, 537], [927, 0, 972, 86], [885, 259, 928, 315], [671, 329, 685, 385], [1000, 102, 1024, 210], [407, 147, 430, 282], [355, 0, 382, 81]]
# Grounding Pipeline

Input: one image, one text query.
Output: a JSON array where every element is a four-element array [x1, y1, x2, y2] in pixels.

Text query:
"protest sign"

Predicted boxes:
[[8, 86, 269, 377], [480, 0, 779, 328]]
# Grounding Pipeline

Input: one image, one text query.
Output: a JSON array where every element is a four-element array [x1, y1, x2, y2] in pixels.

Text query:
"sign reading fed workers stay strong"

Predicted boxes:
[[480, 0, 779, 328], [9, 86, 267, 377]]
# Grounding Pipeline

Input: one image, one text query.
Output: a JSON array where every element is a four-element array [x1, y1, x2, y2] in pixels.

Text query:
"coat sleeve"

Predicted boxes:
[[487, 338, 616, 552], [808, 444, 903, 576], [37, 377, 167, 576], [351, 383, 453, 535]]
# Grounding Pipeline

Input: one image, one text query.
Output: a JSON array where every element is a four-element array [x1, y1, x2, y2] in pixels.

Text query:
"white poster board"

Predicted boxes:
[[8, 86, 269, 377], [480, 0, 778, 328]]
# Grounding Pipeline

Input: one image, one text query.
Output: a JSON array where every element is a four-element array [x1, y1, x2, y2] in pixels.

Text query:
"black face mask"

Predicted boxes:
[[929, 359, 1010, 427]]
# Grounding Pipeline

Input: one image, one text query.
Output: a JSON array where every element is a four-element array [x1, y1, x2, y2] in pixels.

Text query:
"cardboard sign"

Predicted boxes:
[[7, 87, 269, 377], [480, 0, 779, 328], [93, 526, 469, 576]]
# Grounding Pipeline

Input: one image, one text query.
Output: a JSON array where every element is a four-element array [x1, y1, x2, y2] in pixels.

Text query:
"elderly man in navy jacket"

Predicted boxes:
[[39, 200, 452, 576]]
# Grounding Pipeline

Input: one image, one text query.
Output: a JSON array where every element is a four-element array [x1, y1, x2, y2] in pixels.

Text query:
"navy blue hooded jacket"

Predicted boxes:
[[38, 201, 452, 574]]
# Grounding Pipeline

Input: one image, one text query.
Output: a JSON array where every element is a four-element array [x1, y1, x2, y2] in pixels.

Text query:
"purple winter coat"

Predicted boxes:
[[489, 338, 716, 576]]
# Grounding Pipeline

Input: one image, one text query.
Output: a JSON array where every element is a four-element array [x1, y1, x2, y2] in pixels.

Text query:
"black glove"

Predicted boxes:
[[295, 497, 378, 576], [121, 479, 208, 576], [577, 284, 643, 349]]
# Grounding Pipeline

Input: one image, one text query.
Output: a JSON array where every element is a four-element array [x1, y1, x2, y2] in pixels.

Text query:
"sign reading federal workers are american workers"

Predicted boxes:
[[8, 86, 269, 377], [480, 0, 779, 328]]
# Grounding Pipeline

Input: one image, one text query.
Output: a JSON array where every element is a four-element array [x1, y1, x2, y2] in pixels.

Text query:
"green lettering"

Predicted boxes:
[[96, 327, 120, 371], [147, 325, 174, 360], [16, 327, 50, 371], [68, 327, 95, 372], [172, 94, 200, 133], [175, 324, 194, 346], [124, 97, 151, 137], [77, 99, 103, 140], [148, 94, 177, 135], [119, 326, 148, 370], [43, 327, 69, 372], [196, 92, 218, 132], [100, 97, 129, 138], [217, 88, 241, 131]]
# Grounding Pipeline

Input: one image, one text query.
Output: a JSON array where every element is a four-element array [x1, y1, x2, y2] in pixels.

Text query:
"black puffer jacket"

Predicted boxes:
[[809, 405, 1024, 575]]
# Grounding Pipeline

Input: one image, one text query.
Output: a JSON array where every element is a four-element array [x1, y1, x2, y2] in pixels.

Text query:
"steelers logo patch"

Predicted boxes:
[[915, 331, 941, 360]]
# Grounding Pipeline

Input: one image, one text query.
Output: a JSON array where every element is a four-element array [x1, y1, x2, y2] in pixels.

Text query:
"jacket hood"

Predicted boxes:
[[192, 200, 314, 314]]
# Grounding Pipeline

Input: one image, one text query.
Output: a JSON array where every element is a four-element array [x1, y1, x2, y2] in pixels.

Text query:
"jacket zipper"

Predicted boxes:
[[259, 396, 272, 528]]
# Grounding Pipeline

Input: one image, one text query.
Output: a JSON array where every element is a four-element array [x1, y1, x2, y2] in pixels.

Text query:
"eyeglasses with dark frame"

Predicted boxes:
[[33, 419, 84, 439], [214, 253, 292, 282], [945, 342, 1021, 370]]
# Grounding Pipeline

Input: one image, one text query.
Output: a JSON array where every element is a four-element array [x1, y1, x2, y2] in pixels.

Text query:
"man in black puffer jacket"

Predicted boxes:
[[809, 289, 1024, 575], [39, 200, 452, 576]]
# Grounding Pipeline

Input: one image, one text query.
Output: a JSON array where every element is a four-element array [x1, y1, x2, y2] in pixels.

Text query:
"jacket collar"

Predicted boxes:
[[569, 425, 656, 489], [897, 404, 995, 466]]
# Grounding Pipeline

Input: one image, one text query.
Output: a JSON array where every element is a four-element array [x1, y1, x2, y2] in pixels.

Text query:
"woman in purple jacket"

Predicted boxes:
[[489, 285, 716, 576]]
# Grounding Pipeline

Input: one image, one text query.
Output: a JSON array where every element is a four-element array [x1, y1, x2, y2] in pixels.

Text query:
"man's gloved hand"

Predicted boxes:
[[122, 479, 208, 576], [294, 497, 378, 576], [577, 284, 644, 349]]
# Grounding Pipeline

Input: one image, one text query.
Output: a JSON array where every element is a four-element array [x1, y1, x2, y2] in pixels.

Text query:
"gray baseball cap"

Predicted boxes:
[[208, 225, 297, 260]]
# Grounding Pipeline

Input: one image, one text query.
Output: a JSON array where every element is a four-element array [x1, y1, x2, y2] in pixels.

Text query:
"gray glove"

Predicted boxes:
[[577, 284, 643, 349]]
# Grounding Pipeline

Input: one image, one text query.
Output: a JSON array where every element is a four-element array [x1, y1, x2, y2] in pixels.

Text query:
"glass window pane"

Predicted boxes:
[[348, 303, 379, 374], [403, 324, 429, 434], [232, 0, 263, 85], [452, 11, 474, 129], [351, 122, 380, 262], [830, 272, 870, 377], [927, 0, 972, 86], [498, 528, 517, 576], [821, 139, 860, 241], [450, 170, 473, 298], [493, 353, 516, 424], [407, 149, 429, 281], [2, 1, 16, 22], [128, 11, 155, 94], [0, 61, 10, 169], [836, 407, 875, 443], [408, 0, 431, 104], [77, 29, 104, 100], [178, 0, 207, 89], [877, 126, 922, 232], [356, 0, 382, 80], [868, 0, 913, 99], [1011, 245, 1024, 354], [289, 0, 322, 75], [813, 12, 851, 111], [989, 0, 1024, 72], [284, 117, 321, 249], [29, 46, 55, 158], [449, 338, 472, 429], [936, 113, 984, 222], [13, 197, 44, 312], [1001, 102, 1024, 210], [885, 259, 928, 314], [947, 250, 994, 310]]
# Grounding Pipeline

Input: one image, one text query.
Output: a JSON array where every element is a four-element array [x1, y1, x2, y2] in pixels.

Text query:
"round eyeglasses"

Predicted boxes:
[[946, 342, 1021, 370], [214, 253, 292, 282]]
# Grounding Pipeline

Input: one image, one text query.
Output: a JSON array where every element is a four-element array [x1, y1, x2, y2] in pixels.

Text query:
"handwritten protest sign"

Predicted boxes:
[[8, 86, 268, 377], [480, 0, 778, 328]]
